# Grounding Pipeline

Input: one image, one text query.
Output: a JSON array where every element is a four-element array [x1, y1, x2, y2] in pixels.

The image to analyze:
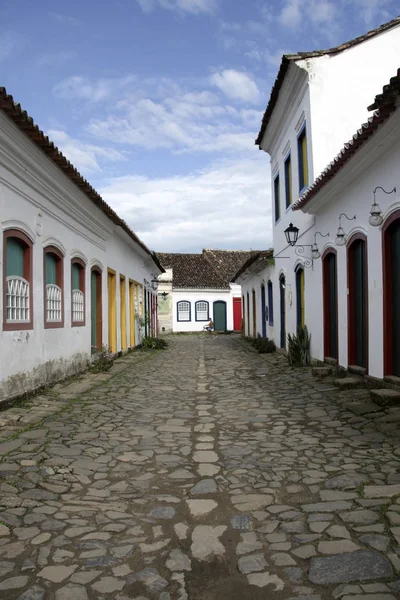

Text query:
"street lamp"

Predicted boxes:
[[369, 186, 396, 227], [284, 223, 299, 247], [335, 213, 356, 246]]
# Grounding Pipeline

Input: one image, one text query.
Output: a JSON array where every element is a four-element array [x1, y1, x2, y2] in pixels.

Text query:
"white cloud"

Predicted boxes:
[[310, 0, 336, 23], [47, 130, 127, 173], [353, 0, 392, 24], [137, 0, 218, 16], [100, 155, 272, 252], [209, 70, 261, 104], [279, 0, 303, 28], [52, 75, 135, 102]]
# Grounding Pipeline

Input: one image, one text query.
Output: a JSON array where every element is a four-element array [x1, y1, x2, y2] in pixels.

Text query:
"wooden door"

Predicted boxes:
[[91, 268, 102, 350], [107, 270, 117, 353], [213, 301, 227, 331], [323, 251, 338, 360], [348, 236, 368, 369], [279, 274, 286, 348], [233, 297, 242, 331], [261, 284, 266, 338], [384, 216, 400, 376]]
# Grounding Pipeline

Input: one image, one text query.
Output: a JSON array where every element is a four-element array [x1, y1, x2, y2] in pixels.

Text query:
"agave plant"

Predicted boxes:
[[287, 325, 311, 366]]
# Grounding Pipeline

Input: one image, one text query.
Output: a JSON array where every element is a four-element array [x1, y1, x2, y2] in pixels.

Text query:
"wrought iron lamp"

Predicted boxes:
[[160, 291, 169, 300], [335, 213, 356, 246], [284, 223, 299, 247], [369, 186, 396, 227]]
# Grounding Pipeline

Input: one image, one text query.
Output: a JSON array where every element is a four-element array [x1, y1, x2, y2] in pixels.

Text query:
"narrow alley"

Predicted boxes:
[[0, 335, 399, 599]]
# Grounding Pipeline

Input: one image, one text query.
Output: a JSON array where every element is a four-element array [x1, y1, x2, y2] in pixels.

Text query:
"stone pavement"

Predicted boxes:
[[0, 335, 400, 600]]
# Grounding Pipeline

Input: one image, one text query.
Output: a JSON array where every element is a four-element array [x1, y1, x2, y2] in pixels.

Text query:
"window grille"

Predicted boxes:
[[196, 301, 208, 321], [72, 289, 84, 322], [6, 276, 30, 322], [46, 284, 62, 321], [178, 301, 190, 321]]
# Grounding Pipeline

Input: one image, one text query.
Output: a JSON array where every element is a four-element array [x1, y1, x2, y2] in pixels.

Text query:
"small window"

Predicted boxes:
[[195, 301, 209, 321], [274, 174, 280, 222], [44, 246, 64, 328], [177, 301, 191, 322], [285, 154, 292, 208], [3, 230, 33, 330], [267, 280, 273, 326], [71, 258, 85, 326], [298, 124, 308, 192]]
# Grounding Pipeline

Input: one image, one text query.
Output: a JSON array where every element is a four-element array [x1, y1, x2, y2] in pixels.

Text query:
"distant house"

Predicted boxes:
[[156, 250, 257, 333], [0, 87, 163, 402]]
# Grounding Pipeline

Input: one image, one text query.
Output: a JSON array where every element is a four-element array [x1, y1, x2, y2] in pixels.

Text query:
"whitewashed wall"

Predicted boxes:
[[0, 111, 160, 400], [172, 290, 233, 332]]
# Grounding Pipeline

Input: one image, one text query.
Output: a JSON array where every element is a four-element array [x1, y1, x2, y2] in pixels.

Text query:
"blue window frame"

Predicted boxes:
[[297, 123, 308, 193], [274, 173, 280, 222], [177, 300, 191, 322], [284, 153, 292, 208], [195, 300, 209, 321], [267, 280, 273, 325]]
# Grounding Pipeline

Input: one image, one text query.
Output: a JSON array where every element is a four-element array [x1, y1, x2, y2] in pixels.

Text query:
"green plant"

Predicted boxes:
[[255, 338, 276, 354], [140, 337, 168, 350], [287, 325, 311, 366], [91, 344, 114, 372]]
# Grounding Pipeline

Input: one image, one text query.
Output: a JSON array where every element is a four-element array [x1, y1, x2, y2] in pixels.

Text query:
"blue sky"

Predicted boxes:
[[1, 0, 398, 252]]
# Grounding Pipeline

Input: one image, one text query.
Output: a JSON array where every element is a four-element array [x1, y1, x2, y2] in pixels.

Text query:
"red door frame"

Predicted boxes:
[[322, 248, 339, 360], [347, 233, 368, 370], [382, 210, 400, 376], [233, 297, 242, 331]]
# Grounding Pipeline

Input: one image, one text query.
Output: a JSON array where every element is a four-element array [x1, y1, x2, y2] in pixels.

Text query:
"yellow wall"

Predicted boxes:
[[107, 269, 117, 353], [120, 276, 127, 350]]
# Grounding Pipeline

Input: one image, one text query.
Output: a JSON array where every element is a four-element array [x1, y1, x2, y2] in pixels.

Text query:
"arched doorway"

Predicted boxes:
[[213, 300, 227, 331], [383, 213, 400, 376], [279, 274, 286, 348], [246, 292, 250, 336], [347, 234, 368, 370], [295, 266, 305, 329], [322, 250, 338, 360], [252, 289, 256, 337], [261, 284, 266, 338]]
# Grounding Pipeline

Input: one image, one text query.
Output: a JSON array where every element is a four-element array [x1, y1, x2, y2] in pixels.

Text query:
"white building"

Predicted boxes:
[[235, 17, 400, 380], [157, 250, 256, 333], [0, 87, 163, 402]]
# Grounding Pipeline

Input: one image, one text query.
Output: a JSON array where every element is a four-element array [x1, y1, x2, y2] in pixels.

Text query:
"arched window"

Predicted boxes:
[[295, 266, 305, 328], [177, 301, 191, 322], [3, 229, 33, 330], [71, 258, 85, 326], [195, 301, 209, 322], [267, 280, 273, 326], [44, 245, 64, 328]]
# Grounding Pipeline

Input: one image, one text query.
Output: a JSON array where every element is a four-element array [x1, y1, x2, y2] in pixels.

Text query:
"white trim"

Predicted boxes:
[[2, 220, 36, 242], [90, 258, 104, 271], [70, 250, 88, 264], [42, 237, 66, 255]]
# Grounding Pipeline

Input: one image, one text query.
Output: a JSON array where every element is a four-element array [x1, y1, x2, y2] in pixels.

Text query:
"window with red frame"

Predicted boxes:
[[71, 258, 85, 326], [44, 246, 64, 328], [3, 230, 33, 331]]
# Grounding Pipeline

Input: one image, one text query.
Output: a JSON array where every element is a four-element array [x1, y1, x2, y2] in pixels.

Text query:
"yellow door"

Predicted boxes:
[[107, 269, 117, 353], [120, 276, 127, 350], [129, 280, 135, 347]]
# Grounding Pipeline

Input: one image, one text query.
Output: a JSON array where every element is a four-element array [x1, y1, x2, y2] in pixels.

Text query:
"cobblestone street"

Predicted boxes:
[[1, 335, 400, 599]]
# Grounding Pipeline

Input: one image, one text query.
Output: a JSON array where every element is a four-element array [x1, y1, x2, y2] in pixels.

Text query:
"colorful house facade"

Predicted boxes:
[[0, 87, 163, 402]]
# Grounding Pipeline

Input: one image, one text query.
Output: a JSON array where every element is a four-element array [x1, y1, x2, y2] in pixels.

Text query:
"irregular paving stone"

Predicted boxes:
[[358, 534, 390, 551], [191, 525, 227, 561], [302, 501, 353, 513], [236, 532, 262, 555], [317, 540, 360, 554], [308, 550, 393, 584], [128, 568, 168, 594], [247, 572, 284, 590], [0, 576, 29, 590], [231, 494, 274, 511], [231, 515, 253, 531], [364, 484, 400, 498], [38, 566, 77, 582], [166, 549, 191, 571], [149, 506, 176, 520], [190, 479, 217, 495], [339, 510, 378, 525], [186, 499, 218, 516], [237, 553, 267, 574], [325, 474, 369, 490], [16, 586, 46, 600], [55, 584, 89, 600]]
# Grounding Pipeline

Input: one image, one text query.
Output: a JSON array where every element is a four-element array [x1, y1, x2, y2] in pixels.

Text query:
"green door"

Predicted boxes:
[[91, 270, 97, 348], [213, 301, 227, 331]]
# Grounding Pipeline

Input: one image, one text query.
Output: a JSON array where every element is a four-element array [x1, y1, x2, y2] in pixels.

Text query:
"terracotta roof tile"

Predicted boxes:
[[231, 250, 274, 282], [156, 250, 258, 289], [255, 16, 400, 147], [0, 87, 162, 271], [293, 68, 400, 211]]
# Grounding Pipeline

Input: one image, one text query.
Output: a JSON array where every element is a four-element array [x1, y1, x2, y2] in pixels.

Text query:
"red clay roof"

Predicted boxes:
[[231, 250, 274, 283], [157, 250, 258, 289], [0, 87, 163, 272], [255, 16, 400, 148], [293, 68, 400, 211]]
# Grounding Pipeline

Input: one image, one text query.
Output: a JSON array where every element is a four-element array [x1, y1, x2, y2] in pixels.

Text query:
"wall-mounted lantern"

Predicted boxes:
[[283, 224, 329, 268], [369, 186, 396, 227], [335, 213, 356, 246]]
